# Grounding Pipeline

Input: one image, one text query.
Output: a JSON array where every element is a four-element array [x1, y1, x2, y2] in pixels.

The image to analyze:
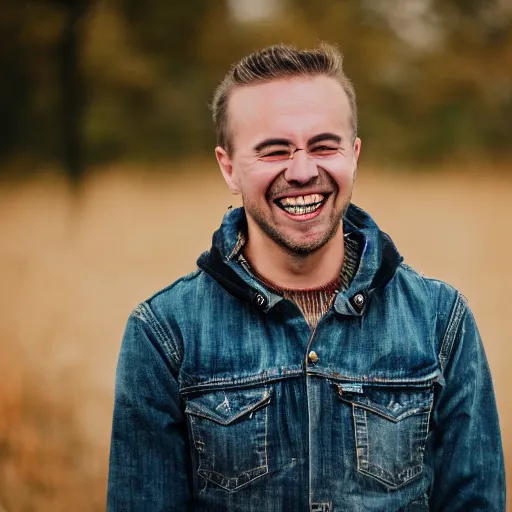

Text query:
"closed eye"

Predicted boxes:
[[309, 145, 341, 156], [259, 148, 291, 161]]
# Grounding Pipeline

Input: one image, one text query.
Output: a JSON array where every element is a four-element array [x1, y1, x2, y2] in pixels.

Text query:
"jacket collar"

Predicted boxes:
[[197, 204, 402, 316]]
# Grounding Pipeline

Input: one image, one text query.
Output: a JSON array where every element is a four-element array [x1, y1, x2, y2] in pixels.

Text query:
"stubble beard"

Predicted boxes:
[[243, 194, 351, 257], [242, 166, 357, 257]]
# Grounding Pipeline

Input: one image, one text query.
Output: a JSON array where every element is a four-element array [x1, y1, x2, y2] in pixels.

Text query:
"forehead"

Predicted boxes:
[[227, 75, 352, 147]]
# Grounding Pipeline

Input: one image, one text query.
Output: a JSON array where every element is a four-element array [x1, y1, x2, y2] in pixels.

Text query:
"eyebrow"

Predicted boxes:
[[308, 132, 342, 146], [253, 132, 342, 153]]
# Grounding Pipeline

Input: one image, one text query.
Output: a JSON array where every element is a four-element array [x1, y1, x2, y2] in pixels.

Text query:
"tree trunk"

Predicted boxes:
[[57, 1, 90, 187]]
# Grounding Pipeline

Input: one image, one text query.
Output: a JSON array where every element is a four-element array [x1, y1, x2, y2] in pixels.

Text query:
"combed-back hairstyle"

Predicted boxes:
[[211, 43, 357, 153]]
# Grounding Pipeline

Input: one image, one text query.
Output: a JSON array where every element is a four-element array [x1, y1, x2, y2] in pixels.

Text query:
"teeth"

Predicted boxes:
[[280, 194, 324, 206], [281, 202, 323, 215]]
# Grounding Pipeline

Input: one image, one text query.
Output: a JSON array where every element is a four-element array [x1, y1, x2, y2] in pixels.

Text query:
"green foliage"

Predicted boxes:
[[1, 0, 511, 178]]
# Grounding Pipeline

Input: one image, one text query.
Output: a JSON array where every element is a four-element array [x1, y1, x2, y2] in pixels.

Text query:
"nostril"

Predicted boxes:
[[284, 170, 319, 186], [284, 161, 319, 185]]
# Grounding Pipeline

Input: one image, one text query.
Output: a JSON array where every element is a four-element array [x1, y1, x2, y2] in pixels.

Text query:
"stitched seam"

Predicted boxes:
[[133, 302, 181, 370], [352, 403, 361, 473], [263, 393, 268, 472], [363, 408, 369, 468], [438, 293, 467, 374], [144, 269, 202, 301]]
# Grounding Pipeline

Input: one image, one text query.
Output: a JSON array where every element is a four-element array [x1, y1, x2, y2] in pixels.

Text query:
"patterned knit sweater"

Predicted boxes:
[[239, 234, 360, 329]]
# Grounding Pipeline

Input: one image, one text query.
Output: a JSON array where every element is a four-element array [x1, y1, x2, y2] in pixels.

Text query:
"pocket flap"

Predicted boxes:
[[337, 385, 433, 422], [185, 387, 272, 425]]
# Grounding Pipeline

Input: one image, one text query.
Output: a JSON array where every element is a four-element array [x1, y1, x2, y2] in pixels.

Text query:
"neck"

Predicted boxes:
[[244, 224, 345, 290]]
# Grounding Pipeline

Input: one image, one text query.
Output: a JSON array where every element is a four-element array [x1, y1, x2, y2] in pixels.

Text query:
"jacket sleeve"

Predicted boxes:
[[428, 295, 505, 511], [107, 310, 191, 511]]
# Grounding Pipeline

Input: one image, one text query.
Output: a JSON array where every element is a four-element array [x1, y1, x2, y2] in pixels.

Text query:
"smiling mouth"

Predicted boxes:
[[274, 193, 328, 215]]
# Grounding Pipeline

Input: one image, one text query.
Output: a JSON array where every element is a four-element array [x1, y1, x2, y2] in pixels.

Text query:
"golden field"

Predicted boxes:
[[0, 163, 510, 511]]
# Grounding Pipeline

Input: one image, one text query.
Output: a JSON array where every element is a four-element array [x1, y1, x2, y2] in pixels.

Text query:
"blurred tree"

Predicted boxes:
[[53, 0, 92, 186], [425, 0, 512, 160], [85, 0, 216, 159], [0, 0, 92, 184], [0, 0, 63, 167], [0, 0, 511, 179]]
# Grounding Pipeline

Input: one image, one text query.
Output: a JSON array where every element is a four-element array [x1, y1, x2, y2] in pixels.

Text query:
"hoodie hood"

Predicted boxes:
[[197, 204, 403, 316]]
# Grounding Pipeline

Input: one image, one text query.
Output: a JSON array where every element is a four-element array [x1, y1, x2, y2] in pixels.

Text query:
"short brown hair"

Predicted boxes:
[[211, 43, 358, 153]]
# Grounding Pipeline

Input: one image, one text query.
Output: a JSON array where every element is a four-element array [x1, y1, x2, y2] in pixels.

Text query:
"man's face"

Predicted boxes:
[[216, 75, 361, 256]]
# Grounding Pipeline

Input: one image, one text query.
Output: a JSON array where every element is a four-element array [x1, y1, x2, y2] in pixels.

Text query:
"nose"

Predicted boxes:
[[283, 149, 319, 185]]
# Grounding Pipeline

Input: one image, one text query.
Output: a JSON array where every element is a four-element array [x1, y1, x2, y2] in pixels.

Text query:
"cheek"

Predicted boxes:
[[320, 161, 355, 188], [239, 169, 280, 200]]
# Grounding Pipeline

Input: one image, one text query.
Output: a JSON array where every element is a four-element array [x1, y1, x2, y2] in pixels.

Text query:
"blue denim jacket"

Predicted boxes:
[[107, 204, 505, 511]]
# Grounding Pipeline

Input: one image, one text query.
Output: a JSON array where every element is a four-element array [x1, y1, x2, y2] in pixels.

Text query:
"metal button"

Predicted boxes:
[[308, 350, 319, 364], [353, 293, 365, 308], [253, 293, 267, 309]]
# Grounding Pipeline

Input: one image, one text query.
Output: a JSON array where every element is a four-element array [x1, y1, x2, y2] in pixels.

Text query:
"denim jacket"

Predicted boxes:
[[107, 204, 505, 511]]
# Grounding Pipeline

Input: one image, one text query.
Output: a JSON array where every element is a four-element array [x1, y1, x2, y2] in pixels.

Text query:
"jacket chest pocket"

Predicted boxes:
[[337, 383, 434, 489], [184, 386, 272, 492]]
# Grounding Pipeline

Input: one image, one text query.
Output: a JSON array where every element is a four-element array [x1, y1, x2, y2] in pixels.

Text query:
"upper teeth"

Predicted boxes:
[[280, 194, 324, 206]]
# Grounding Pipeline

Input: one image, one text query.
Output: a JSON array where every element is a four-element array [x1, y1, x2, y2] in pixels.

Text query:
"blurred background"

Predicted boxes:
[[0, 0, 511, 510]]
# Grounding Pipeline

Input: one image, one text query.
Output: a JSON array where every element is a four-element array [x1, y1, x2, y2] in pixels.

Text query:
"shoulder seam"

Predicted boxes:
[[398, 262, 416, 272], [146, 268, 202, 302], [132, 302, 181, 371], [399, 262, 460, 289], [398, 262, 425, 280], [438, 293, 467, 374]]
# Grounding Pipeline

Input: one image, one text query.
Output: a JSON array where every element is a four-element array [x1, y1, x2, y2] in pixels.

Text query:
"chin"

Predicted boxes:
[[278, 230, 336, 256]]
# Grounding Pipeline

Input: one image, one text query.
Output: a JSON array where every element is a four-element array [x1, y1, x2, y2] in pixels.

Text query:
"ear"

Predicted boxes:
[[353, 137, 362, 165], [215, 146, 240, 195], [351, 137, 361, 181]]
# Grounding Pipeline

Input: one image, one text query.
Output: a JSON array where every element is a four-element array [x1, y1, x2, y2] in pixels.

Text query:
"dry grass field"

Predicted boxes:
[[0, 162, 510, 511]]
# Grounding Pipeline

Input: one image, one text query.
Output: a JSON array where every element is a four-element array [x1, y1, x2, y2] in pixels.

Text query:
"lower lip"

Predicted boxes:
[[277, 202, 326, 221]]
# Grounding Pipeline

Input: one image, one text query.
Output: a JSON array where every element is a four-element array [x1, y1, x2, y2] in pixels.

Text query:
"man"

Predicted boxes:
[[107, 44, 505, 511]]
